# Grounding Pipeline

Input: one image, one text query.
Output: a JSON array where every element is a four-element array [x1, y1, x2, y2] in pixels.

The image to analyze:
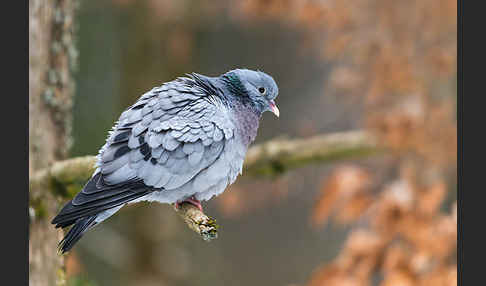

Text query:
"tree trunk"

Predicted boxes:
[[29, 0, 78, 285]]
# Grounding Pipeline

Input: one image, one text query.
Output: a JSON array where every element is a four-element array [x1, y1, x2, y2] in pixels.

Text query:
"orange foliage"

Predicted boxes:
[[311, 166, 372, 227], [237, 0, 457, 285]]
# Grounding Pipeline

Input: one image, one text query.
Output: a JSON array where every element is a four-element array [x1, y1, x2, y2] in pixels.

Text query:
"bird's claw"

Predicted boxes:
[[175, 196, 203, 212]]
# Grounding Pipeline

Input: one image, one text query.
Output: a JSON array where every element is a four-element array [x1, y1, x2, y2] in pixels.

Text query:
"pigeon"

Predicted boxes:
[[52, 69, 279, 253]]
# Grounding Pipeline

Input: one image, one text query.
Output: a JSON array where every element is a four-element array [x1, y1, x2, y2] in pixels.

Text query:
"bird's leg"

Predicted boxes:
[[175, 196, 203, 212]]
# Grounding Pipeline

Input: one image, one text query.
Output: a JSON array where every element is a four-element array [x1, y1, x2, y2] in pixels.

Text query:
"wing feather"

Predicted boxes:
[[97, 77, 235, 193]]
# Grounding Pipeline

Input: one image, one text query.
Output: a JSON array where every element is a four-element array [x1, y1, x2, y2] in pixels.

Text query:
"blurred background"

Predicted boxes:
[[30, 0, 457, 285]]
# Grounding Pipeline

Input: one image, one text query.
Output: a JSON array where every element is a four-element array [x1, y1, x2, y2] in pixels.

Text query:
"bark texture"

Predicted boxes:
[[29, 0, 78, 285]]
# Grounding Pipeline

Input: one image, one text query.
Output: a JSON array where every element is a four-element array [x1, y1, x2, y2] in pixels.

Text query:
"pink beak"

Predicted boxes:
[[269, 101, 280, 117]]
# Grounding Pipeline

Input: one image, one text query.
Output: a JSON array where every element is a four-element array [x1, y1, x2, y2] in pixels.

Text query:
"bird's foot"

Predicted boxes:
[[175, 196, 203, 212]]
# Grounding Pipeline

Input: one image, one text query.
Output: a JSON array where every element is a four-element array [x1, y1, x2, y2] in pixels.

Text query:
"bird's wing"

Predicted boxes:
[[99, 78, 235, 191]]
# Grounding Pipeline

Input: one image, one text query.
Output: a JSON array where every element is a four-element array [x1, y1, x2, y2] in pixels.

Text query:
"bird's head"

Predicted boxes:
[[220, 69, 280, 117]]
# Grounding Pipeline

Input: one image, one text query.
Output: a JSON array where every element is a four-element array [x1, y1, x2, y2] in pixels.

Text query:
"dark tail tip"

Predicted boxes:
[[58, 216, 97, 254]]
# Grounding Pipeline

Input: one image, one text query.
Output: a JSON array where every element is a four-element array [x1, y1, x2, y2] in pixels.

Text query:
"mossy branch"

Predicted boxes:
[[244, 130, 380, 176], [29, 130, 379, 240], [174, 203, 219, 241]]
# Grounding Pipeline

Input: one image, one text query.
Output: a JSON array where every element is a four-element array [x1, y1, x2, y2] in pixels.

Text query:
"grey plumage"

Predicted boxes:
[[52, 69, 279, 253]]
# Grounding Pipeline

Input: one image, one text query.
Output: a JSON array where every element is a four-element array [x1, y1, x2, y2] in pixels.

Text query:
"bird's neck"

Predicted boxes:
[[231, 101, 261, 147], [207, 76, 262, 146], [214, 76, 262, 114], [187, 73, 261, 145]]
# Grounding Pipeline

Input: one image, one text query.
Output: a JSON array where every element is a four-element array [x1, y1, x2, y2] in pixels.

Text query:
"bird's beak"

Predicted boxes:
[[269, 101, 280, 118]]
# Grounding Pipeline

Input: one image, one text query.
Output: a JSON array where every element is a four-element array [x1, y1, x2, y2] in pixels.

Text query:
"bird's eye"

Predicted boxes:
[[258, 87, 266, 94]]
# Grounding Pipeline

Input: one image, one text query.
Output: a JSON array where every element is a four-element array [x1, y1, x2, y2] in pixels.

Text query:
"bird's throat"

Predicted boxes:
[[232, 101, 261, 147]]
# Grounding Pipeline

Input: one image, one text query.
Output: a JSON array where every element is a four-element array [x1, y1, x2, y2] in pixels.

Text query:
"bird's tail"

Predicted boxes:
[[58, 215, 98, 254], [52, 171, 152, 254]]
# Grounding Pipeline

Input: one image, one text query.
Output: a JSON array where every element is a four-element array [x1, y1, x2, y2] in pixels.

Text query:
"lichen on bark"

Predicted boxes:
[[29, 0, 79, 285]]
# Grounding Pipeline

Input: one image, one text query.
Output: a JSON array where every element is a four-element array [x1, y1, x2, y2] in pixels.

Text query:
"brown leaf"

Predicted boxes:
[[417, 182, 446, 216], [380, 270, 415, 286], [311, 166, 371, 227], [382, 244, 410, 274], [335, 194, 373, 225]]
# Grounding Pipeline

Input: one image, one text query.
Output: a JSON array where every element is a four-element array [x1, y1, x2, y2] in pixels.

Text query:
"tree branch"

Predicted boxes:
[[174, 203, 219, 241], [244, 130, 379, 176], [29, 130, 379, 241]]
